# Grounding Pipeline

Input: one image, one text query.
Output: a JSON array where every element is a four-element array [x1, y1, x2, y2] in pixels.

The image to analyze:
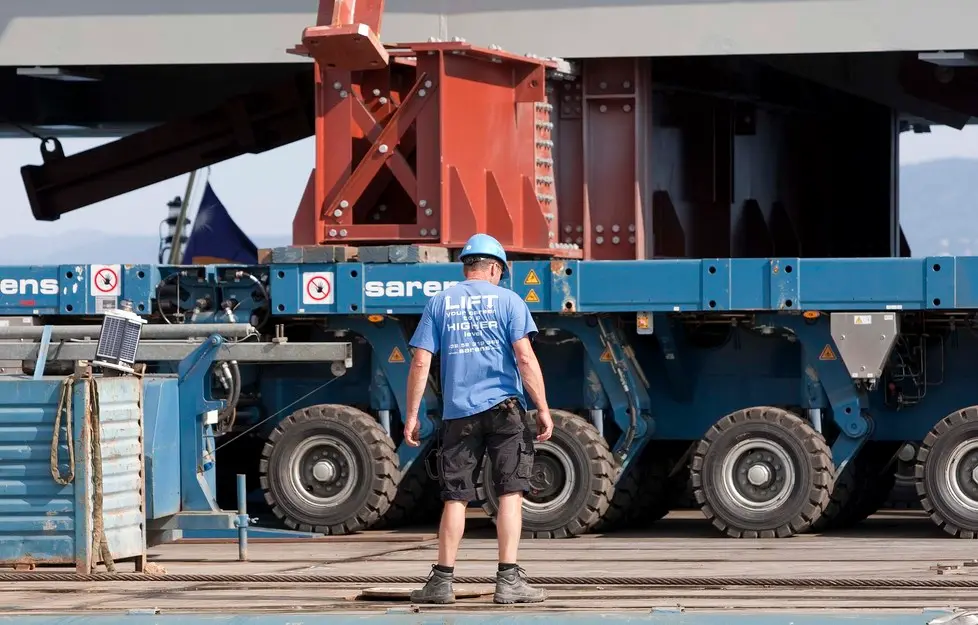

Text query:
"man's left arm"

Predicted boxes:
[[404, 300, 439, 446]]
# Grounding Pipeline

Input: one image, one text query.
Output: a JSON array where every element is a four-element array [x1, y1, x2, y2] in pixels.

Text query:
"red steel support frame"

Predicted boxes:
[[290, 1, 575, 257], [553, 58, 650, 261]]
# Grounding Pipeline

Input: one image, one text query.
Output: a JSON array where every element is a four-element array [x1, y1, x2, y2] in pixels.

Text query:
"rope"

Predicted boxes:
[[48, 372, 115, 573], [50, 376, 76, 485], [2, 573, 978, 588], [85, 375, 115, 573]]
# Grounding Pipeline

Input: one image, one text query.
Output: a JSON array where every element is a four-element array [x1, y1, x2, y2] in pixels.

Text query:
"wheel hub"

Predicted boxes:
[[523, 442, 575, 514], [945, 440, 978, 513], [312, 460, 337, 483], [746, 463, 773, 487], [720, 438, 796, 513], [288, 435, 358, 507], [529, 459, 561, 498]]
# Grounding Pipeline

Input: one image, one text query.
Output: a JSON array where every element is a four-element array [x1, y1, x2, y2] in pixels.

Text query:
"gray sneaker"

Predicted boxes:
[[493, 566, 547, 604], [410, 566, 456, 604]]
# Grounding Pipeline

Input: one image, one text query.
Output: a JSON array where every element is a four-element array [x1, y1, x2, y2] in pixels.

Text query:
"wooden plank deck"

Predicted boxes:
[[1, 511, 977, 617]]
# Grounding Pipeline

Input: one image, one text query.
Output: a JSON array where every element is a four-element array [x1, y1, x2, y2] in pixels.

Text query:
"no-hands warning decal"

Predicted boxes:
[[90, 265, 121, 296], [302, 272, 335, 305]]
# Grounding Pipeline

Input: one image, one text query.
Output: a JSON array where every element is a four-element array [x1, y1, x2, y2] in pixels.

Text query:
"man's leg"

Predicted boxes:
[[437, 500, 467, 567], [487, 400, 547, 604], [496, 491, 523, 562], [411, 415, 483, 604]]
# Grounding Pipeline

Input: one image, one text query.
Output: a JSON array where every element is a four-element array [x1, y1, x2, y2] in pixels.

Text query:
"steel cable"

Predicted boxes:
[[1, 573, 978, 587]]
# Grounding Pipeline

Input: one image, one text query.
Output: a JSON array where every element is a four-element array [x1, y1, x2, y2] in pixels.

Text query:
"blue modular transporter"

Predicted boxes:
[[2, 252, 978, 541]]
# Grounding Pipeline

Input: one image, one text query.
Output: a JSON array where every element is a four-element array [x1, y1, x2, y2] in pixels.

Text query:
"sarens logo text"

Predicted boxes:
[[364, 280, 458, 298], [0, 278, 58, 296]]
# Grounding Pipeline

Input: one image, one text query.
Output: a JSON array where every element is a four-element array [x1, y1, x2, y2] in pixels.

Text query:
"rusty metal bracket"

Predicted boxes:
[[291, 0, 389, 71]]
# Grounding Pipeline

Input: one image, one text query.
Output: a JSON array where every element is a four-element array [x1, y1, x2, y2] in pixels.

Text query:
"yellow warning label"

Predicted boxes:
[[388, 346, 406, 363], [600, 347, 613, 362], [524, 288, 540, 303], [819, 345, 837, 361], [523, 269, 541, 286]]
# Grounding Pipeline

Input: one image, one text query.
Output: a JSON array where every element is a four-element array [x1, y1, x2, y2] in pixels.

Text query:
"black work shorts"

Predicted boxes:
[[436, 397, 535, 502]]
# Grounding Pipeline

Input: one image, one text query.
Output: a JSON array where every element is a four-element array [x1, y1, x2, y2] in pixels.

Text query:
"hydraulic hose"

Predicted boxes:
[[217, 360, 241, 434]]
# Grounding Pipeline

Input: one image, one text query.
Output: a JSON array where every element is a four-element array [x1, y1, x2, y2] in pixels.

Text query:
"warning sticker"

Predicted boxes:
[[600, 347, 613, 362], [90, 264, 121, 297], [819, 345, 837, 361], [388, 347, 405, 363], [524, 288, 540, 303], [523, 269, 541, 286], [302, 272, 335, 305]]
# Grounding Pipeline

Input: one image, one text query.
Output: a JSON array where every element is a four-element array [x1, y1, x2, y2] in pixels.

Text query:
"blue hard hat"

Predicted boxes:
[[459, 233, 509, 277]]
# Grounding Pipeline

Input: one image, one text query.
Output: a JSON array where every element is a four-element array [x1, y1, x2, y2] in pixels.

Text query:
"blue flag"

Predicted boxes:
[[181, 182, 258, 265]]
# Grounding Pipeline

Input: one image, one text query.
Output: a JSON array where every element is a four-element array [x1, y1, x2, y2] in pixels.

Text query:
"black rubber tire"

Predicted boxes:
[[259, 404, 399, 535], [915, 407, 978, 539], [809, 442, 899, 532], [593, 442, 690, 532], [372, 457, 442, 529], [885, 464, 922, 510], [843, 458, 898, 525], [477, 409, 615, 538], [691, 406, 834, 538], [645, 449, 692, 522]]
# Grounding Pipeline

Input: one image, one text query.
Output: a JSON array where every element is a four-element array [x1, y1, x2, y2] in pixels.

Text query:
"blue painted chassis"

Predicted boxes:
[[5, 256, 964, 317], [3, 256, 973, 514]]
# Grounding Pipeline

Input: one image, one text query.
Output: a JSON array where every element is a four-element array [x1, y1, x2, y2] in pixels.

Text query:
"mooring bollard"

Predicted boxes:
[[236, 473, 249, 562]]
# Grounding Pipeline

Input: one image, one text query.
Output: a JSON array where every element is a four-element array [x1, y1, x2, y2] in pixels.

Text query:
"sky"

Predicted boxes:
[[0, 125, 975, 240]]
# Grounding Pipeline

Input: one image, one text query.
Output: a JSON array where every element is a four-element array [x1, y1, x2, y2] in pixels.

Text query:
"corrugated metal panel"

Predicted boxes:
[[0, 380, 75, 566], [0, 374, 145, 571], [90, 377, 145, 569]]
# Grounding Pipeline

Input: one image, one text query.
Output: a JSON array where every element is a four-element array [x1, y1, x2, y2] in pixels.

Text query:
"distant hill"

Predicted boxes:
[[0, 157, 968, 264], [0, 231, 292, 265], [899, 157, 978, 257]]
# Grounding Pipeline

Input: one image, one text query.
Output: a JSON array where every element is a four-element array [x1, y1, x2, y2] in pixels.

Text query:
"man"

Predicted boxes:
[[402, 233, 554, 605]]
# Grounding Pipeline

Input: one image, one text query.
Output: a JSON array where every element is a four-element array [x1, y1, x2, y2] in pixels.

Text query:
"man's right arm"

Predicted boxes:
[[513, 337, 548, 412]]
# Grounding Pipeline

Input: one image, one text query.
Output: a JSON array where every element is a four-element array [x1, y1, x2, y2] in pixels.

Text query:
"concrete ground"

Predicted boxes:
[[1, 510, 976, 618]]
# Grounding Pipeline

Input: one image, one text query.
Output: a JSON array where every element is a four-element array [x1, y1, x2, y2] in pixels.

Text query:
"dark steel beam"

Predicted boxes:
[[20, 73, 315, 222], [899, 56, 978, 122], [757, 53, 971, 129]]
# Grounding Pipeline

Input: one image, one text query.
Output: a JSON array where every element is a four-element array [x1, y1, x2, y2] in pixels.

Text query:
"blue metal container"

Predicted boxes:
[[0, 372, 146, 573]]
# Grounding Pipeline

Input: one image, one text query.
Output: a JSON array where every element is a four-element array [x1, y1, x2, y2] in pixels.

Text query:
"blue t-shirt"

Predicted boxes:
[[409, 279, 538, 420]]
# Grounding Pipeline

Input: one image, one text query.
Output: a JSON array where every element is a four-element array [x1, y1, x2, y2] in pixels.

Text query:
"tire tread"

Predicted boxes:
[[259, 404, 399, 536], [915, 407, 978, 539], [690, 406, 835, 539]]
